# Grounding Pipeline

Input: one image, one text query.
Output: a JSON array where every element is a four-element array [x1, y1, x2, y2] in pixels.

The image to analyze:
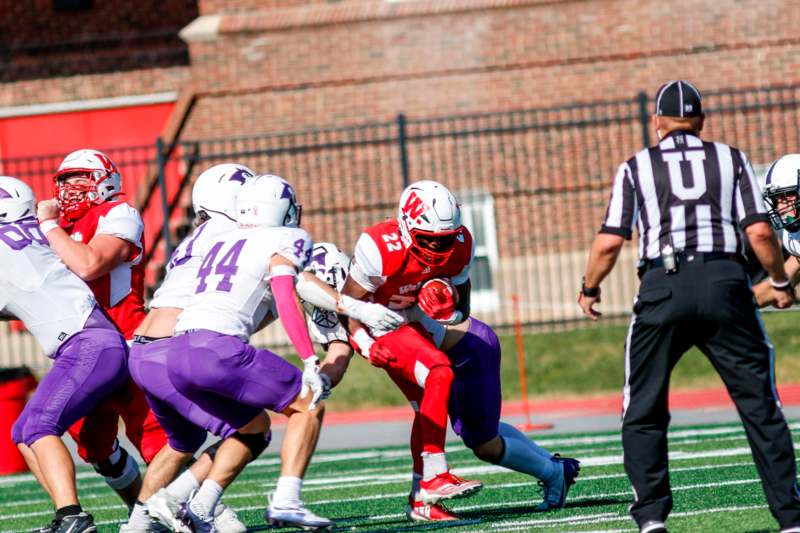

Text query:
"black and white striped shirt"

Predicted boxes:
[[600, 130, 768, 259]]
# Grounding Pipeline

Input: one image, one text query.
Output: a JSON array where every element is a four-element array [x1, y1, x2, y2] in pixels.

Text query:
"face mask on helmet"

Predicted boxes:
[[397, 181, 462, 267], [54, 150, 123, 222], [764, 182, 800, 232], [762, 154, 800, 233]]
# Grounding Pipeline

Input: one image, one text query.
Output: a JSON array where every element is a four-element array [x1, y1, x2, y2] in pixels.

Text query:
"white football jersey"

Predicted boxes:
[[150, 217, 237, 310], [782, 230, 800, 258], [175, 226, 314, 341], [0, 218, 96, 356]]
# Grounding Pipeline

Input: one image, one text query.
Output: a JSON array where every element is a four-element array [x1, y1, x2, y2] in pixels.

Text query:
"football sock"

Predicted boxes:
[[55, 504, 82, 520], [190, 479, 223, 517], [166, 469, 200, 502], [410, 472, 422, 498], [272, 476, 302, 507], [127, 501, 150, 528], [498, 422, 552, 459], [419, 365, 454, 455], [499, 434, 558, 483], [421, 452, 448, 481]]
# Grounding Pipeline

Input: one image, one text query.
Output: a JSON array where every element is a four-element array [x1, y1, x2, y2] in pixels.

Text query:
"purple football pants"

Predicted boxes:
[[12, 307, 128, 447], [447, 318, 503, 449], [129, 338, 251, 453], [164, 330, 302, 431]]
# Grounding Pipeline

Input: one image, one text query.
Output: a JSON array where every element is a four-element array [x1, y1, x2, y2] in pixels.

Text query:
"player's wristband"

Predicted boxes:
[[580, 277, 600, 297], [351, 328, 375, 359], [770, 278, 792, 291], [39, 218, 60, 235]]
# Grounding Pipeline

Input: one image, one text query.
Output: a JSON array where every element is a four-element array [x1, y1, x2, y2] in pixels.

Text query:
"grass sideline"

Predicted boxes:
[[321, 310, 800, 410], [0, 421, 794, 532]]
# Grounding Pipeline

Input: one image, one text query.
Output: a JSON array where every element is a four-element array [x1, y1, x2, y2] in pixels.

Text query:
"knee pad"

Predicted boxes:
[[232, 430, 271, 461], [200, 439, 223, 461], [92, 441, 140, 490]]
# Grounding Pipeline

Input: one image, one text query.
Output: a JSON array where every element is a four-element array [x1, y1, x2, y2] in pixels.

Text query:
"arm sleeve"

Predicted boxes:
[[450, 237, 475, 286], [599, 162, 637, 239], [734, 149, 770, 228], [276, 229, 314, 270], [96, 203, 144, 260], [271, 274, 316, 360], [348, 233, 386, 293]]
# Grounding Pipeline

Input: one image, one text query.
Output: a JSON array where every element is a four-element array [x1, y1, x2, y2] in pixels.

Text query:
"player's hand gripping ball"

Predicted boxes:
[[418, 278, 461, 323]]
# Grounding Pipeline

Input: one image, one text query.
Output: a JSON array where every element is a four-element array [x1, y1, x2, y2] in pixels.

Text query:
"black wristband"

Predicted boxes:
[[581, 278, 600, 298]]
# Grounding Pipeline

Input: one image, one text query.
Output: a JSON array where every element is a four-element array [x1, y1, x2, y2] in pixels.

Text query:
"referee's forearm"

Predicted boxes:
[[746, 222, 788, 282], [583, 234, 625, 287]]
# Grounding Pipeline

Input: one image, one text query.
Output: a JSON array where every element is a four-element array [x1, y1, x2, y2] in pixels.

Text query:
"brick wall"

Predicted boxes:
[[0, 0, 197, 82], [182, 0, 800, 139]]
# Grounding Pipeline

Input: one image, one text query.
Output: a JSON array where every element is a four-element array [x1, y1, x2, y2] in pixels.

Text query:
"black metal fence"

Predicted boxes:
[[2, 84, 800, 363]]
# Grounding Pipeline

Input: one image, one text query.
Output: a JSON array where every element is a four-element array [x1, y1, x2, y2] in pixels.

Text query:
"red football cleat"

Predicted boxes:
[[418, 471, 483, 504], [406, 496, 459, 522]]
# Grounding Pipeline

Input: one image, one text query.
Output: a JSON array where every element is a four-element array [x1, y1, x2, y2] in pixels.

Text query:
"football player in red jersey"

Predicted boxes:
[[32, 149, 168, 510], [341, 180, 483, 509]]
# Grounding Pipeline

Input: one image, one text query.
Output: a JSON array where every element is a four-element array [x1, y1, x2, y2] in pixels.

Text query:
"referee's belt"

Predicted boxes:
[[638, 251, 746, 273]]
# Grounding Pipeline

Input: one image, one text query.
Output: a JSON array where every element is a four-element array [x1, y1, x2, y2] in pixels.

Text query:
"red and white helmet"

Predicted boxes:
[[0, 176, 36, 223], [397, 180, 462, 267], [192, 163, 255, 222], [54, 149, 123, 222]]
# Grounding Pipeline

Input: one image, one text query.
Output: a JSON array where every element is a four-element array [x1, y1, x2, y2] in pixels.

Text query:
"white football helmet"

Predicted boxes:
[[397, 180, 462, 266], [192, 163, 255, 222], [0, 176, 36, 223], [54, 149, 123, 221], [762, 154, 800, 232], [307, 242, 350, 292], [236, 174, 301, 228]]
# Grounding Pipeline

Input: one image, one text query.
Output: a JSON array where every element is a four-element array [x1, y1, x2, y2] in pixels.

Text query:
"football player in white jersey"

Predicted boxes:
[[0, 176, 130, 533], [754, 154, 800, 306], [122, 164, 261, 533], [141, 174, 398, 532]]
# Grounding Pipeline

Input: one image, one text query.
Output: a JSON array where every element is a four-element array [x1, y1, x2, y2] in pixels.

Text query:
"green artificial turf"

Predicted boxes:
[[0, 421, 795, 532]]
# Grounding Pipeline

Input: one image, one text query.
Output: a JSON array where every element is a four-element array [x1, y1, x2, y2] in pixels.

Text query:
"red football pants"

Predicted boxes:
[[68, 378, 167, 464], [375, 323, 454, 473]]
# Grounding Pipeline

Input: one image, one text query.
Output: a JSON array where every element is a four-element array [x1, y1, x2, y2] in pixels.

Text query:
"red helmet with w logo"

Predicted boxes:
[[54, 149, 123, 222], [397, 180, 462, 267]]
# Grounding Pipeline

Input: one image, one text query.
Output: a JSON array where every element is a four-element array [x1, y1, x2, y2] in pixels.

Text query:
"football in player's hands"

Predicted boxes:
[[418, 278, 458, 320]]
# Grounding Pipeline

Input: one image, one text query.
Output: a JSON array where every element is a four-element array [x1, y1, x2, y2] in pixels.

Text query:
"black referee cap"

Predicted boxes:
[[655, 80, 703, 118]]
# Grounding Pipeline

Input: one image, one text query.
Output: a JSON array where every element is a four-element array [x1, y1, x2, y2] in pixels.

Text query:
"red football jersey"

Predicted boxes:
[[351, 219, 473, 309], [62, 201, 146, 339]]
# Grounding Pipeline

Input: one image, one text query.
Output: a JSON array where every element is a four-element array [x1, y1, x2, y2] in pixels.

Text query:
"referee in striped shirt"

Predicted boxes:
[[578, 80, 800, 533]]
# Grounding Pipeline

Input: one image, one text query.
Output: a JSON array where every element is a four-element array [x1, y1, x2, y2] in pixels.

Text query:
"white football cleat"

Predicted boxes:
[[147, 489, 192, 533], [213, 503, 247, 533], [264, 503, 333, 532], [177, 501, 217, 533]]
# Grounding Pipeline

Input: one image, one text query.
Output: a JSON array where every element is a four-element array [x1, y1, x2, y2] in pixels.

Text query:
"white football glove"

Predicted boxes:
[[300, 356, 328, 411], [339, 295, 406, 333]]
